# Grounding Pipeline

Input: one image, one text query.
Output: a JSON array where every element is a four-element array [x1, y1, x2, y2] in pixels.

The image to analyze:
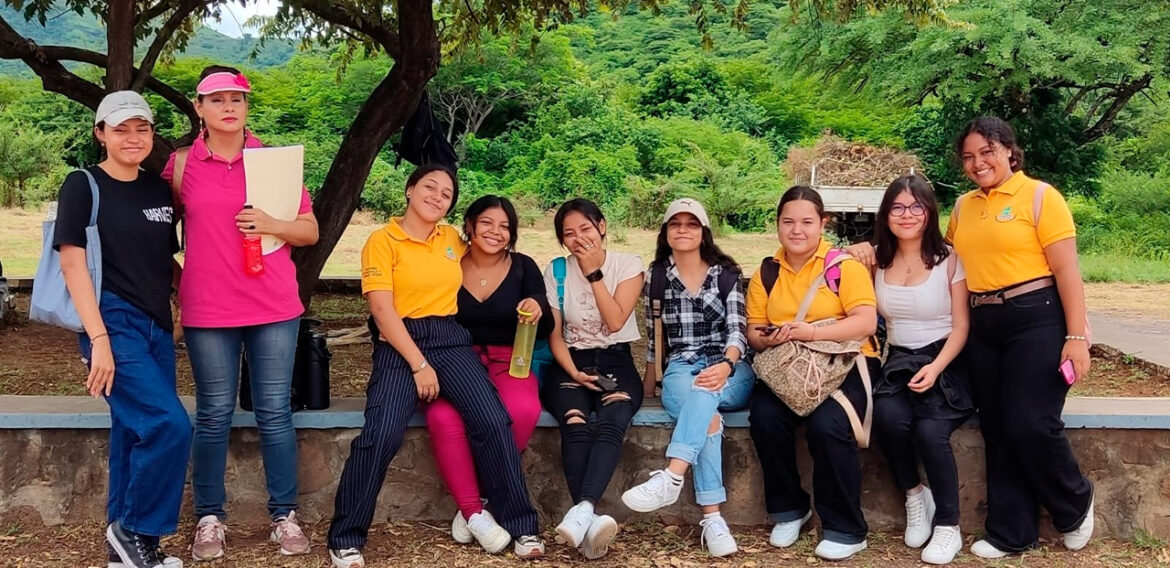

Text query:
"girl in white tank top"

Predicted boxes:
[[867, 174, 973, 566]]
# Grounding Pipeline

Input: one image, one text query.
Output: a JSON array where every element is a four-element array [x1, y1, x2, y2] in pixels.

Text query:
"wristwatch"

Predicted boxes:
[[411, 360, 430, 375], [585, 269, 604, 283]]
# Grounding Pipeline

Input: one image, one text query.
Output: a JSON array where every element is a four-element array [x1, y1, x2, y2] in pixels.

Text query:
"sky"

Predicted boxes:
[[203, 0, 279, 38]]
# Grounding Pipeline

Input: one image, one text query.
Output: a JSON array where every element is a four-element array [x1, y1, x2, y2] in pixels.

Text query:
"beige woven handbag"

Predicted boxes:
[[751, 253, 873, 447]]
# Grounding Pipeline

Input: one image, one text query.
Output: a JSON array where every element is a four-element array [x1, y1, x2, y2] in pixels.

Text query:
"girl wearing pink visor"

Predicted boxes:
[[162, 65, 318, 562]]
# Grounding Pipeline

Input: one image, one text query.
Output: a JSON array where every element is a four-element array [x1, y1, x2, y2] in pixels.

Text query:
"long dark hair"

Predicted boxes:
[[874, 174, 950, 269], [462, 195, 519, 250], [652, 222, 741, 275], [553, 198, 605, 246], [405, 163, 460, 214], [955, 116, 1024, 172]]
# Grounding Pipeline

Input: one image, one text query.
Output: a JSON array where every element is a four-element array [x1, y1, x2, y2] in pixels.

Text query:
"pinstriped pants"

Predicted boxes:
[[327, 316, 539, 550]]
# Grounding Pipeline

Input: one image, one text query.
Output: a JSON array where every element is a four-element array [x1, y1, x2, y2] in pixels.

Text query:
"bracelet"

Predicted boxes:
[[1065, 335, 1088, 342], [89, 332, 109, 342], [411, 360, 429, 374]]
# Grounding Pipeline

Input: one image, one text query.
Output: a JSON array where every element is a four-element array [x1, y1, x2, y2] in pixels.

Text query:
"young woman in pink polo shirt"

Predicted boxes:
[[162, 65, 318, 562]]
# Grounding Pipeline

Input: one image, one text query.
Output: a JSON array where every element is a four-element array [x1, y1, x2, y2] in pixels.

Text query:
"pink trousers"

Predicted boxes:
[[425, 344, 541, 519]]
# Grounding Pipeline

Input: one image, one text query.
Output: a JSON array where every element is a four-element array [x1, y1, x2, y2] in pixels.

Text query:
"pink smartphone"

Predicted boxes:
[[1059, 359, 1077, 386]]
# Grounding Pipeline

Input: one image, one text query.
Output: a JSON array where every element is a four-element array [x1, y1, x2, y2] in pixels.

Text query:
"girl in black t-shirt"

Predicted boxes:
[[54, 91, 190, 568]]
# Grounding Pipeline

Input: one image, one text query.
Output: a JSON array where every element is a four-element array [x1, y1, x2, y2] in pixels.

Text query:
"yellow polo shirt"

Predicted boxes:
[[946, 171, 1076, 293], [746, 239, 878, 357], [360, 217, 467, 318]]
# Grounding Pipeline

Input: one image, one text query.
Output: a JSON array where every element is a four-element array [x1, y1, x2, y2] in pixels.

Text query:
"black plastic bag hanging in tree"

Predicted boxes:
[[394, 91, 459, 171]]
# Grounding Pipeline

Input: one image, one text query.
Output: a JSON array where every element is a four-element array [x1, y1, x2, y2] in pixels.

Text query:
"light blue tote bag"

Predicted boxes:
[[29, 170, 102, 332]]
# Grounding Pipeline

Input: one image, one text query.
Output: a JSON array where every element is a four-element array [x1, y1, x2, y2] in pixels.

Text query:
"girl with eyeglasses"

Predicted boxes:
[[869, 174, 972, 565]]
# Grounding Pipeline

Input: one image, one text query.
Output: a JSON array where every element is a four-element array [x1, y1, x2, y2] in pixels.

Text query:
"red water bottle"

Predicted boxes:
[[243, 235, 264, 276]]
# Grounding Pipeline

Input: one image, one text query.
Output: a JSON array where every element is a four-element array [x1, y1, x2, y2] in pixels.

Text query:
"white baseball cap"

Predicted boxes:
[[662, 198, 711, 228], [94, 91, 154, 127]]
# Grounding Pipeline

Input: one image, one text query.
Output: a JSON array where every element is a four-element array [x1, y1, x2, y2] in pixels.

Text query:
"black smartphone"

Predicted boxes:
[[757, 325, 780, 335], [582, 366, 618, 391], [595, 374, 619, 392]]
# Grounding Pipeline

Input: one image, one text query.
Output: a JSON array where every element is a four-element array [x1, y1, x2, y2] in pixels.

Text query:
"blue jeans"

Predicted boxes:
[[81, 291, 191, 536], [660, 356, 755, 506], [185, 318, 299, 521]]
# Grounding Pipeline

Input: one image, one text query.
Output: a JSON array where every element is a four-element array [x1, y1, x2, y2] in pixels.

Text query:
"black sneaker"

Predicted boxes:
[[106, 522, 164, 568], [108, 535, 183, 568]]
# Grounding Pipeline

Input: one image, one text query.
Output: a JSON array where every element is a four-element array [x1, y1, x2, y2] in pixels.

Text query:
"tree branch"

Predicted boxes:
[[133, 0, 205, 91], [0, 15, 105, 109], [295, 0, 403, 59], [1082, 74, 1152, 142]]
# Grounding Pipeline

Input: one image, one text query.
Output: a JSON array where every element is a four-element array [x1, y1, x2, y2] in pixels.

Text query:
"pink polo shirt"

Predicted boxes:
[[162, 132, 313, 328]]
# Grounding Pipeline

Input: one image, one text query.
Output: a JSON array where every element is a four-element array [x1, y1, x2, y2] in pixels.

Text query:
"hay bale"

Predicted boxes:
[[786, 133, 922, 188]]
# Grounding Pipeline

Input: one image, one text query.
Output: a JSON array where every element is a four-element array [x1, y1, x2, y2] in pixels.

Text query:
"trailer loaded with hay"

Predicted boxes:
[[786, 134, 923, 243]]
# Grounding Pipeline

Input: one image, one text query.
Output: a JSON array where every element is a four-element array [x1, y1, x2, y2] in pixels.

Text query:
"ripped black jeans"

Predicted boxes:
[[540, 343, 643, 504]]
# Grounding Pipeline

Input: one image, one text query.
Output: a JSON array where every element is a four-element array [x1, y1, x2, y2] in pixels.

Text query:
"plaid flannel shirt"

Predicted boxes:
[[644, 260, 748, 365]]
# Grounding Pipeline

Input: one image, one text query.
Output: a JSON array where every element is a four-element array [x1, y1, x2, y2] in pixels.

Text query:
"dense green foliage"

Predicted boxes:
[[2, 0, 1167, 264]]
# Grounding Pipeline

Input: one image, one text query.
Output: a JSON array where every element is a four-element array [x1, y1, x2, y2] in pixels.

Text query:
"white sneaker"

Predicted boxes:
[[1063, 496, 1094, 551], [921, 526, 962, 565], [699, 516, 738, 558], [190, 515, 225, 561], [329, 547, 365, 568], [970, 539, 1010, 559], [904, 488, 936, 548], [621, 470, 684, 513], [768, 511, 811, 548], [581, 514, 619, 560], [814, 539, 867, 560], [555, 502, 594, 549], [450, 511, 473, 544], [465, 510, 512, 554], [513, 535, 545, 559]]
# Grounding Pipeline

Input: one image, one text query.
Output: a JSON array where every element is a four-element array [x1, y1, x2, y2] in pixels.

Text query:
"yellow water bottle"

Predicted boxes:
[[510, 309, 537, 378]]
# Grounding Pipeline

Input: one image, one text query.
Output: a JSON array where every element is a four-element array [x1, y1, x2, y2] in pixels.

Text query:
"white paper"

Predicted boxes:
[[243, 145, 304, 254]]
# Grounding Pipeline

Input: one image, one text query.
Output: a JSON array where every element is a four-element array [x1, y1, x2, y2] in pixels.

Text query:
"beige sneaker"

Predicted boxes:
[[270, 511, 311, 556], [191, 515, 225, 561]]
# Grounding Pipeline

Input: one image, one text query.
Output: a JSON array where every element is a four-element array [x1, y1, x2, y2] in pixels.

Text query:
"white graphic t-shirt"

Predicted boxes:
[[544, 251, 643, 349]]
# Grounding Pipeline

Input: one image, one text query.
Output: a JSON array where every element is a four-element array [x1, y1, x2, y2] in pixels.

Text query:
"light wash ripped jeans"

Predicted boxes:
[[660, 355, 755, 506]]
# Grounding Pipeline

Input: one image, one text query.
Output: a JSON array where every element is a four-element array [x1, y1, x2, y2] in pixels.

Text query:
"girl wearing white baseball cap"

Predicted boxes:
[[621, 198, 754, 557], [55, 91, 190, 568]]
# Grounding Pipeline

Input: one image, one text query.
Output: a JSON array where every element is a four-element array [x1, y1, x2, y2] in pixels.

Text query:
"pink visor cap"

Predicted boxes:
[[196, 72, 252, 96]]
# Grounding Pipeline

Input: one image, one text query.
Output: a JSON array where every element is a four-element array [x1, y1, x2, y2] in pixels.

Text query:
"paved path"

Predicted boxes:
[[1089, 311, 1170, 370]]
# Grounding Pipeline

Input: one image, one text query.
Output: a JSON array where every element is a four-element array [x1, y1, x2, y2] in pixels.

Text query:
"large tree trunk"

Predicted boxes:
[[292, 0, 440, 307], [105, 0, 135, 90]]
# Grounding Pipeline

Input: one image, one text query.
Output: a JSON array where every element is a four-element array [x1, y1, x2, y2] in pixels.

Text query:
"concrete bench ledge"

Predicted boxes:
[[2, 395, 1169, 430]]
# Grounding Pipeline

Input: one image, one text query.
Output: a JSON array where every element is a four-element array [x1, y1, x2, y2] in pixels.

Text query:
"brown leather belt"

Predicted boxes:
[[969, 277, 1055, 308]]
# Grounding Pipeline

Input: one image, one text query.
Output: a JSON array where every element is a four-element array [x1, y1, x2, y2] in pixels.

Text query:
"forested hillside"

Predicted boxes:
[[1, 0, 1167, 278]]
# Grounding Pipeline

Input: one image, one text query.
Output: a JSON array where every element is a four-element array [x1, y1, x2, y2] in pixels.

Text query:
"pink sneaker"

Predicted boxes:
[[270, 511, 311, 556], [191, 515, 225, 561]]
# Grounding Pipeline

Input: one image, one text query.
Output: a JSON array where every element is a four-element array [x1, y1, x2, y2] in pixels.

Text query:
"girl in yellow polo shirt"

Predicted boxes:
[[949, 117, 1093, 559], [745, 186, 879, 562], [326, 164, 540, 567]]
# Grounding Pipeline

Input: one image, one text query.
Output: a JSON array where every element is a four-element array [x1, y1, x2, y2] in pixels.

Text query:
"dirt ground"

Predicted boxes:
[[0, 511, 1165, 568], [1, 293, 1167, 398]]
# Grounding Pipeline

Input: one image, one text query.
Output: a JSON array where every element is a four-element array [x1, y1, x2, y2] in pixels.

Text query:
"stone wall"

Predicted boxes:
[[2, 425, 1168, 538]]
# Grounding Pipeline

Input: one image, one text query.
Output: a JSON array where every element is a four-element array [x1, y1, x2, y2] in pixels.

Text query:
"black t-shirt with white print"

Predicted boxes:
[[53, 166, 179, 332]]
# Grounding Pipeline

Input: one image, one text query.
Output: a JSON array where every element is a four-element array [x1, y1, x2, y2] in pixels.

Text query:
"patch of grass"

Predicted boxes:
[[1133, 528, 1166, 550], [2, 522, 22, 537], [1081, 253, 1170, 283]]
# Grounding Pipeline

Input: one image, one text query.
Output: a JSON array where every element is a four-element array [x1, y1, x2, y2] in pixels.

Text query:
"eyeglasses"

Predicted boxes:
[[889, 203, 927, 217]]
